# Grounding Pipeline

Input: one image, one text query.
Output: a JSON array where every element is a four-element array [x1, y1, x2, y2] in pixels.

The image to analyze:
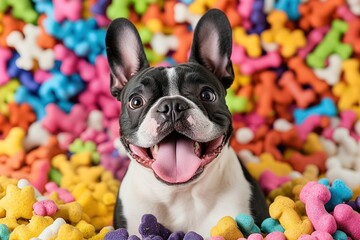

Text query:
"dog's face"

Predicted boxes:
[[106, 9, 235, 185]]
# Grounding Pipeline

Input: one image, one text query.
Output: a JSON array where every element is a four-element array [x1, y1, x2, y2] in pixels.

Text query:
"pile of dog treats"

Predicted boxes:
[[0, 0, 360, 239]]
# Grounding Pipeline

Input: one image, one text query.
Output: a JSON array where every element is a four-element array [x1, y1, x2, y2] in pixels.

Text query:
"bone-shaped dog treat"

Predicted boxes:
[[298, 230, 334, 240], [307, 20, 352, 68], [32, 218, 66, 240], [274, 0, 301, 21], [210, 216, 244, 240], [174, 2, 201, 29], [237, 0, 254, 29], [0, 127, 25, 157], [288, 57, 329, 94], [296, 115, 329, 141], [270, 196, 313, 240], [235, 213, 261, 237], [333, 204, 360, 239], [279, 71, 316, 108], [0, 46, 12, 86], [313, 54, 343, 86], [299, 0, 344, 30], [42, 103, 87, 136], [260, 217, 284, 234], [347, 0, 360, 15], [53, 0, 82, 22], [299, 181, 337, 234], [318, 178, 353, 212], [344, 19, 360, 54], [233, 27, 261, 57], [259, 170, 291, 195], [333, 128, 358, 155], [6, 24, 55, 71], [326, 156, 360, 189], [261, 10, 306, 57], [37, 15, 57, 49], [232, 45, 282, 75], [334, 59, 360, 117], [294, 97, 337, 125], [0, 15, 25, 47], [298, 26, 329, 59]]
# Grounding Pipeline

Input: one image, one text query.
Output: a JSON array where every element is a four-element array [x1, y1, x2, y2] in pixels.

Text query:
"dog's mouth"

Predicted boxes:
[[126, 132, 225, 185]]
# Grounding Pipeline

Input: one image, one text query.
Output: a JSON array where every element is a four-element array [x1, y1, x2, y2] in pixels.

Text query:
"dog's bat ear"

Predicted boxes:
[[106, 18, 149, 99], [189, 9, 234, 89]]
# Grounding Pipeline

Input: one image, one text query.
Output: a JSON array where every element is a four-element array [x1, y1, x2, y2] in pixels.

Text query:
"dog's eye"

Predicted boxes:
[[200, 89, 216, 102], [129, 95, 145, 109]]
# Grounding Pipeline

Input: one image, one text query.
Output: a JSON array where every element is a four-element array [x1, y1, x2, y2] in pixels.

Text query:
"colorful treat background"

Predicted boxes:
[[1, 0, 360, 239]]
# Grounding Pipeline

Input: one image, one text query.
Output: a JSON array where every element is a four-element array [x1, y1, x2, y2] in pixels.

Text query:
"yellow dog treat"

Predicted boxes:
[[0, 127, 25, 156], [0, 185, 35, 219], [270, 196, 313, 240], [10, 216, 53, 239], [247, 153, 293, 180], [210, 216, 244, 240]]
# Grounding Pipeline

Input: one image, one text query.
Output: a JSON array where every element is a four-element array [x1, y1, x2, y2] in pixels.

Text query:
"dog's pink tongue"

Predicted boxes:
[[151, 136, 201, 183]]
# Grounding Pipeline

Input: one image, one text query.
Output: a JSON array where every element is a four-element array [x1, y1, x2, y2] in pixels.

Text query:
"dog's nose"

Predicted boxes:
[[157, 98, 189, 122]]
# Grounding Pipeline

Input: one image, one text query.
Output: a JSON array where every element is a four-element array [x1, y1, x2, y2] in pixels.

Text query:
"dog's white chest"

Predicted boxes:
[[118, 148, 252, 238]]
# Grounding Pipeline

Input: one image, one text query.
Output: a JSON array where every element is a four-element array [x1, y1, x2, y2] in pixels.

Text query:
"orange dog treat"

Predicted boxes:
[[299, 0, 345, 30], [0, 15, 25, 47], [37, 14, 57, 49], [343, 19, 360, 54], [26, 136, 64, 165], [254, 71, 292, 118], [284, 151, 327, 173], [172, 25, 193, 63], [288, 56, 329, 94], [279, 71, 316, 108]]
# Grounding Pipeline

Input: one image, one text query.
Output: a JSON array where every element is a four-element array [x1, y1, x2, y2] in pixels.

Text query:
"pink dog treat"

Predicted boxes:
[[54, 44, 95, 81], [45, 182, 75, 203], [232, 45, 282, 75], [299, 181, 337, 234], [237, 0, 254, 29], [53, 0, 82, 22], [208, 237, 225, 240], [33, 199, 58, 216], [0, 46, 12, 86], [296, 115, 323, 141], [333, 204, 360, 239], [298, 26, 329, 59], [279, 71, 316, 108], [298, 231, 333, 240], [266, 231, 286, 240], [259, 170, 291, 195], [338, 110, 357, 129], [337, 5, 357, 22], [42, 103, 88, 136], [34, 70, 52, 84]]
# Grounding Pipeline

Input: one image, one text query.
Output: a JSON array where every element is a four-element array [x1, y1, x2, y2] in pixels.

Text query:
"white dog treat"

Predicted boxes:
[[314, 54, 343, 86], [6, 24, 55, 71], [236, 127, 255, 144]]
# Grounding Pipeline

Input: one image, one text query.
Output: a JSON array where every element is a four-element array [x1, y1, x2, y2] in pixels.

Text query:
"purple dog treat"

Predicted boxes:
[[139, 214, 171, 239], [104, 228, 129, 240], [168, 231, 186, 240], [128, 235, 141, 240], [184, 231, 204, 240], [143, 235, 164, 240]]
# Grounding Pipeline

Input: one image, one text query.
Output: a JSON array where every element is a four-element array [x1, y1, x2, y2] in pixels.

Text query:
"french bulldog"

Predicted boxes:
[[106, 9, 269, 237]]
